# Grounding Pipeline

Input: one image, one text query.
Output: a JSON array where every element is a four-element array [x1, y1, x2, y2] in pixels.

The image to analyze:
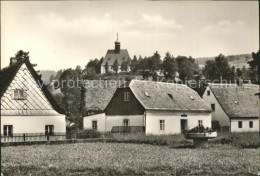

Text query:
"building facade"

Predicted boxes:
[[202, 83, 259, 132], [84, 80, 212, 135], [1, 58, 66, 140]]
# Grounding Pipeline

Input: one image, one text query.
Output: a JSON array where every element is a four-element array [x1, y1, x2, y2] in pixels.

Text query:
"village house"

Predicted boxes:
[[84, 80, 212, 135], [0, 57, 66, 141], [101, 34, 131, 74], [202, 83, 259, 132]]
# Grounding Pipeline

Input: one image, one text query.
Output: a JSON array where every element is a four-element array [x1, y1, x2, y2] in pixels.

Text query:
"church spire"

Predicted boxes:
[[114, 32, 120, 53]]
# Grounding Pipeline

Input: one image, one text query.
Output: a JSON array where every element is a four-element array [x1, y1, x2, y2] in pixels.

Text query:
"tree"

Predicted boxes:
[[248, 50, 260, 84], [148, 51, 162, 72], [236, 68, 243, 78], [162, 52, 178, 78], [176, 56, 199, 82], [105, 61, 109, 73], [203, 54, 231, 81], [87, 59, 101, 74], [10, 50, 29, 65], [131, 55, 138, 73], [121, 60, 128, 72], [112, 59, 119, 74]]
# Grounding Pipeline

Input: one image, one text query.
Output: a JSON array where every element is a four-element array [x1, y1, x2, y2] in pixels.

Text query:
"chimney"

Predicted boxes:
[[9, 57, 18, 65]]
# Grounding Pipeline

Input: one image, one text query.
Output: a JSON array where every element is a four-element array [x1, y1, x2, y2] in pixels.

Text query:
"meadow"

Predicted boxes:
[[1, 142, 259, 176]]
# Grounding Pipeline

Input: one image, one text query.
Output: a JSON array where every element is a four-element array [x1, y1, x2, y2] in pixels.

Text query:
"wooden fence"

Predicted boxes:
[[1, 132, 67, 143]]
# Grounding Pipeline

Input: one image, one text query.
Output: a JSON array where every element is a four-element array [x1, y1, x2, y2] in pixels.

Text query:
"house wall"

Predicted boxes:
[[202, 86, 230, 127], [105, 88, 145, 116], [106, 115, 144, 132], [230, 118, 259, 132], [83, 113, 106, 131], [145, 110, 211, 135], [1, 115, 66, 134]]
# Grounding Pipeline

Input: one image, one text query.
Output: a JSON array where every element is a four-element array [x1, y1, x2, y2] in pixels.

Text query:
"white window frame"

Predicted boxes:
[[3, 125, 13, 136], [124, 92, 130, 101], [159, 120, 165, 131], [45, 125, 54, 135], [198, 120, 203, 127], [13, 89, 26, 100], [238, 121, 243, 128], [92, 120, 98, 131], [249, 121, 253, 128], [123, 119, 130, 127], [211, 104, 215, 111], [207, 90, 210, 96]]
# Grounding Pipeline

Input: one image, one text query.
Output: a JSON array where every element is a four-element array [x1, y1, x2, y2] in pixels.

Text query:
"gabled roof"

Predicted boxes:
[[0, 58, 65, 114], [208, 83, 259, 118], [124, 80, 211, 112], [101, 49, 130, 66], [83, 80, 123, 112]]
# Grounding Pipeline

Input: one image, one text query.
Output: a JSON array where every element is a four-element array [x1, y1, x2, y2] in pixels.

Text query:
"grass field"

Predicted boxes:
[[1, 143, 259, 176]]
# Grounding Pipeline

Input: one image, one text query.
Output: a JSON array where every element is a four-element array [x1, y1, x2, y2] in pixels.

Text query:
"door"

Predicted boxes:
[[181, 119, 187, 133]]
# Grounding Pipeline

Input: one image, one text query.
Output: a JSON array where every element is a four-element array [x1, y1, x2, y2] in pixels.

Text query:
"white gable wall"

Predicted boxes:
[[83, 113, 106, 131], [1, 64, 66, 134], [202, 86, 230, 127]]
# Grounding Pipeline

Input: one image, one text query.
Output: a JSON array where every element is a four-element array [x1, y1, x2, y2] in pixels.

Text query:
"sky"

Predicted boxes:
[[1, 1, 259, 71]]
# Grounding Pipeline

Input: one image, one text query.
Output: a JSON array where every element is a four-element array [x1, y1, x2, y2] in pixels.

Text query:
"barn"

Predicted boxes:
[[202, 83, 259, 132], [1, 57, 66, 141], [84, 80, 212, 135]]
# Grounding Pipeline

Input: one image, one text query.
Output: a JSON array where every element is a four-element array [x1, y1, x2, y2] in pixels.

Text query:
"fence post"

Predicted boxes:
[[23, 133, 26, 142]]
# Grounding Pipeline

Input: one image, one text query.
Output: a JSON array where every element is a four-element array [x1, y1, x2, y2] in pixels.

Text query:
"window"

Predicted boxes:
[[249, 121, 253, 128], [13, 89, 26, 100], [207, 91, 210, 96], [198, 120, 203, 127], [238, 121, 242, 128], [92, 121, 97, 131], [45, 125, 54, 135], [124, 92, 130, 101], [123, 119, 129, 127], [3, 125, 13, 136], [211, 104, 215, 111], [160, 120, 165, 130]]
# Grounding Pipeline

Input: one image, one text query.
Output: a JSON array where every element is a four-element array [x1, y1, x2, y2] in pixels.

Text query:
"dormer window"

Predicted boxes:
[[124, 92, 130, 101], [145, 92, 150, 97], [13, 89, 26, 100], [189, 95, 194, 100], [168, 93, 173, 99]]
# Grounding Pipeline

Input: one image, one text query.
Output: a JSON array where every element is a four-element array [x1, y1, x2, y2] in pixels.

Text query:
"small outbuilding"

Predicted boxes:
[[202, 83, 259, 132]]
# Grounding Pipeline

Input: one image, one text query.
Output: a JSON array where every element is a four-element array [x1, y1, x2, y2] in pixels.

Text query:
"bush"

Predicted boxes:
[[75, 129, 101, 139], [210, 132, 259, 148], [186, 125, 214, 133]]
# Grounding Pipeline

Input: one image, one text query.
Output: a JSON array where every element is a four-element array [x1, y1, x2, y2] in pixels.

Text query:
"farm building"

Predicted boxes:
[[84, 80, 212, 135], [202, 83, 259, 132], [0, 57, 66, 141], [101, 34, 131, 74]]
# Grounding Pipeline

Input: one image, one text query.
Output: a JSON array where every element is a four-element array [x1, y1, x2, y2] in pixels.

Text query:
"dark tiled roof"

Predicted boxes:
[[209, 83, 259, 118], [101, 49, 131, 66], [128, 80, 211, 112], [0, 58, 65, 114]]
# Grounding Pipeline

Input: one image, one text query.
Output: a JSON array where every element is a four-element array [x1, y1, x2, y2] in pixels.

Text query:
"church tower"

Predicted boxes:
[[114, 33, 120, 53]]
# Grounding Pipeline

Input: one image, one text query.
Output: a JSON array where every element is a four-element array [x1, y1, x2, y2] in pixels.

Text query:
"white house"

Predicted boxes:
[[202, 83, 259, 132], [1, 57, 66, 141], [84, 80, 212, 135]]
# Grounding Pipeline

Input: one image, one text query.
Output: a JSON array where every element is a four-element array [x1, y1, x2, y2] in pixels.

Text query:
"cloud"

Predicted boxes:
[[201, 20, 245, 33]]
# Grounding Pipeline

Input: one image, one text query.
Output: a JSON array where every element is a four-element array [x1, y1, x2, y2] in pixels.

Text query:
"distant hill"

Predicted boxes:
[[196, 54, 252, 69], [39, 70, 56, 83]]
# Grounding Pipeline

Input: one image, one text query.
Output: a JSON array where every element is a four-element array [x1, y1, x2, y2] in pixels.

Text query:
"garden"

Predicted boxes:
[[1, 132, 259, 175]]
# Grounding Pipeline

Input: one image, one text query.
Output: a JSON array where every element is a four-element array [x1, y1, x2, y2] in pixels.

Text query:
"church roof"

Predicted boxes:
[[101, 49, 131, 66]]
